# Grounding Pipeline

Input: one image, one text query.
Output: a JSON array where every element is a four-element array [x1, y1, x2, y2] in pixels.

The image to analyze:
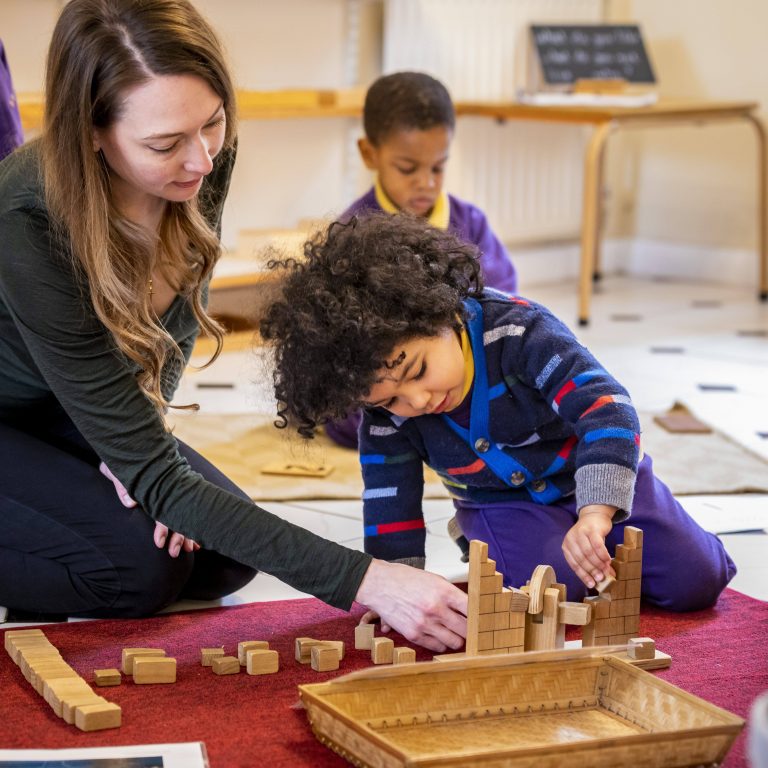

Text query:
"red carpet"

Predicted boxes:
[[1, 588, 766, 767]]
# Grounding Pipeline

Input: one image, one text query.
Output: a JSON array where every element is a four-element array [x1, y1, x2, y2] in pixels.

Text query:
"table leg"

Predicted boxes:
[[745, 113, 768, 300], [579, 121, 614, 326]]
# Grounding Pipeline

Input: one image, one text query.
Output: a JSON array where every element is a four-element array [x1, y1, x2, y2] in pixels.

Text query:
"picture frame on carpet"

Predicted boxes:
[[0, 742, 208, 768]]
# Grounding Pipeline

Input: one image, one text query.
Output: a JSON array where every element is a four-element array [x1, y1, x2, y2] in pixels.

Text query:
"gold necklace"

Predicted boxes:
[[148, 277, 154, 296]]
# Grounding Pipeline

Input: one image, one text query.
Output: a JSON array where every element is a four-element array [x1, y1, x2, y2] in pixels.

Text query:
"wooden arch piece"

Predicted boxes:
[[527, 564, 557, 614]]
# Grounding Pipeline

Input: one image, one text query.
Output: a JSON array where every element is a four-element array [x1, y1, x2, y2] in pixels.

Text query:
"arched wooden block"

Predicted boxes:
[[527, 564, 556, 614]]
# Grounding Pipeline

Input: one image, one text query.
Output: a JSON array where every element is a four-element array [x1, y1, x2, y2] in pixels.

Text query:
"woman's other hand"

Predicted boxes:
[[99, 461, 199, 557]]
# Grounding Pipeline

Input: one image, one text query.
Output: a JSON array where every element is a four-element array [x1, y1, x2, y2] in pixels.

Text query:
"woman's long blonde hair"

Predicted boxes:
[[40, 0, 236, 411]]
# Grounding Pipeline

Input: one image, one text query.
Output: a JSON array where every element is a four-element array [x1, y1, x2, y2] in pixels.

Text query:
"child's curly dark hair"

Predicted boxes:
[[259, 213, 483, 439]]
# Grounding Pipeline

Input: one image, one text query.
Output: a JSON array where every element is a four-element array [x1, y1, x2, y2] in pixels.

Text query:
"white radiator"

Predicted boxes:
[[382, 0, 604, 244]]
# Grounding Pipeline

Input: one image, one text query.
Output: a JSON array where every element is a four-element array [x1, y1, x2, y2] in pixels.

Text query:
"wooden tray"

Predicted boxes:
[[299, 648, 744, 768]]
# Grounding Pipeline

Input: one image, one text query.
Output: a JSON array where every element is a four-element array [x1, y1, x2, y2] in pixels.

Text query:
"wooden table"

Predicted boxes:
[[457, 100, 767, 325], [19, 93, 766, 326]]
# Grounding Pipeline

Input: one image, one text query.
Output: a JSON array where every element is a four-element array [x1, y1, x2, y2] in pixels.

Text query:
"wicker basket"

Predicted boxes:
[[298, 648, 743, 768]]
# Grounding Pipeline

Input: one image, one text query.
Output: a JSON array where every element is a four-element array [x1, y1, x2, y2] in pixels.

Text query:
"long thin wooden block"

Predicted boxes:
[[122, 648, 166, 675], [393, 647, 416, 665], [310, 646, 339, 672], [238, 641, 269, 665], [246, 649, 279, 675], [93, 669, 121, 687], [371, 637, 394, 665], [200, 647, 225, 667], [75, 702, 122, 732], [212, 656, 241, 675], [558, 602, 592, 625], [525, 588, 563, 651], [582, 619, 596, 647], [133, 656, 176, 684], [628, 637, 656, 660], [466, 539, 486, 656], [354, 624, 375, 651], [624, 526, 643, 548]]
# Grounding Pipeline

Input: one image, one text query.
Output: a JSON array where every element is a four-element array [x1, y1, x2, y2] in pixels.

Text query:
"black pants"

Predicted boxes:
[[0, 413, 257, 618]]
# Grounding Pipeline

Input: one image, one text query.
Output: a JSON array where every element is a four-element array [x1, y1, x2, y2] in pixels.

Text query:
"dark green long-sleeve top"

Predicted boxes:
[[0, 143, 371, 609]]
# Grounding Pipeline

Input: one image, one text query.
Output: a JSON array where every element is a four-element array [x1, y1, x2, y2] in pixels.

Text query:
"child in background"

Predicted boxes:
[[325, 71, 517, 449], [260, 214, 736, 611]]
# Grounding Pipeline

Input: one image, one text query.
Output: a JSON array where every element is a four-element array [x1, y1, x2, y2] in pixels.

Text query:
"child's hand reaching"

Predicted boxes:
[[562, 504, 616, 589]]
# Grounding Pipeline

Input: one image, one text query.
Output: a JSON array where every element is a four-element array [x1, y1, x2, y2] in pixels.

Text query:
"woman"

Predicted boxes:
[[0, 0, 466, 651]]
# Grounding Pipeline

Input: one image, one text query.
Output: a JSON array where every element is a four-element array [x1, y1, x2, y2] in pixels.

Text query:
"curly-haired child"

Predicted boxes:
[[260, 213, 735, 610]]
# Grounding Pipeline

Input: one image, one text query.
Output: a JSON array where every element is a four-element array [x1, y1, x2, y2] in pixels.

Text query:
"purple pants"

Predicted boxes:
[[455, 454, 736, 611]]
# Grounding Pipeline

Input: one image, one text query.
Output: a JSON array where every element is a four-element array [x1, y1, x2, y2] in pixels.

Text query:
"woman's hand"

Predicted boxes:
[[355, 559, 467, 652], [562, 504, 616, 588], [99, 461, 199, 558]]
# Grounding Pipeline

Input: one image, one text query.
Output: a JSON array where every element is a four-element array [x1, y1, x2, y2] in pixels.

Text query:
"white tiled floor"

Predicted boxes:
[[3, 274, 767, 627], [173, 274, 768, 612]]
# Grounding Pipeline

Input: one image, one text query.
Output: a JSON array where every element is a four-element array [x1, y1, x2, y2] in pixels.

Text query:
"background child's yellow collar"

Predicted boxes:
[[374, 178, 450, 230], [458, 324, 474, 403]]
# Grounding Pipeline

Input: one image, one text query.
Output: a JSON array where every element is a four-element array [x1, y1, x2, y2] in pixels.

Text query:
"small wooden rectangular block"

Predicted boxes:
[[479, 574, 503, 594], [246, 649, 279, 675], [93, 668, 121, 687], [371, 637, 394, 664], [133, 656, 176, 684], [212, 656, 241, 675], [295, 637, 323, 663], [75, 702, 122, 732], [584, 595, 610, 619], [310, 646, 339, 672], [480, 560, 497, 577], [122, 648, 166, 675], [609, 598, 626, 618], [354, 624, 375, 650], [624, 614, 640, 634], [200, 647, 225, 667], [317, 640, 345, 660], [393, 647, 416, 665], [477, 631, 494, 652], [63, 694, 106, 725], [558, 602, 591, 625], [494, 627, 524, 648], [628, 637, 656, 660], [625, 578, 641, 599], [625, 561, 642, 580], [479, 594, 496, 614], [238, 641, 269, 665]]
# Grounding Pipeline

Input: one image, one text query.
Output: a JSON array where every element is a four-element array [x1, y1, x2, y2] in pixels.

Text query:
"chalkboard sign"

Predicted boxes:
[[530, 24, 656, 87]]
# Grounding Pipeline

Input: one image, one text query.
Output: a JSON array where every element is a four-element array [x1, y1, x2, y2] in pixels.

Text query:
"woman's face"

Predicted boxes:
[[93, 73, 226, 218]]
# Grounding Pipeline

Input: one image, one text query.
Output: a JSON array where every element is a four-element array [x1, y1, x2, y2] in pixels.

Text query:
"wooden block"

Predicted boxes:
[[238, 641, 269, 665], [200, 647, 225, 667], [628, 637, 656, 660], [558, 602, 592, 626], [212, 656, 241, 675], [479, 611, 510, 632], [526, 564, 556, 614], [466, 539, 486, 656], [354, 624, 375, 650], [654, 411, 712, 434], [627, 547, 643, 562], [371, 637, 394, 665], [494, 590, 512, 613], [93, 669, 121, 687], [480, 560, 497, 577], [625, 578, 641, 599], [316, 640, 345, 660], [509, 611, 526, 630], [63, 694, 106, 725], [260, 460, 333, 477], [625, 561, 642, 580], [310, 645, 340, 672], [608, 616, 625, 635], [584, 595, 611, 619], [133, 656, 176, 684], [477, 631, 494, 651], [582, 620, 596, 647], [469, 539, 488, 562], [610, 578, 627, 599], [295, 637, 324, 664], [246, 649, 279, 675], [624, 613, 641, 634], [609, 634, 631, 644], [479, 648, 510, 656], [596, 573, 616, 594], [479, 573, 503, 594], [506, 587, 530, 612], [494, 627, 525, 648], [393, 647, 416, 665], [624, 526, 643, 549], [479, 594, 496, 614], [614, 544, 630, 562], [609, 598, 627, 618], [524, 588, 562, 651], [75, 702, 122, 732], [122, 648, 166, 675]]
